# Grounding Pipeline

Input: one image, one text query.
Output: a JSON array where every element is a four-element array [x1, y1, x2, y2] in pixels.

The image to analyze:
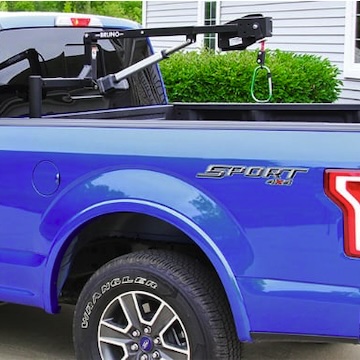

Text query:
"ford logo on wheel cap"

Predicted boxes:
[[140, 336, 153, 352]]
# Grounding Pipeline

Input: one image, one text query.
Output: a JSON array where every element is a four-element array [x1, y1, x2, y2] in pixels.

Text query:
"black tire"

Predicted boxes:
[[73, 250, 242, 360], [129, 67, 166, 106]]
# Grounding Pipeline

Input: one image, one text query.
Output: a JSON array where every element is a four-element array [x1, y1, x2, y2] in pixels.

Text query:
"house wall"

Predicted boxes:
[[142, 1, 200, 51], [143, 0, 360, 103]]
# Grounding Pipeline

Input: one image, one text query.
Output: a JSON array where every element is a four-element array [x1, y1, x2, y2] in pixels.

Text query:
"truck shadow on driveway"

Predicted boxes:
[[242, 340, 360, 360], [0, 303, 358, 360]]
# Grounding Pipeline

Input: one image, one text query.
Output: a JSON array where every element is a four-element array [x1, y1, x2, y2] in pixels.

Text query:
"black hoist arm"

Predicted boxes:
[[84, 14, 273, 94]]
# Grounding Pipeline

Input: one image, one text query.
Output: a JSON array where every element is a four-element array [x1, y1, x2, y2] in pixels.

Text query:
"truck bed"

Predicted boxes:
[[43, 103, 360, 124]]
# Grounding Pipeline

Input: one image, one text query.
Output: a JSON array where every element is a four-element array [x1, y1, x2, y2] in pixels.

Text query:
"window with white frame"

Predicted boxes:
[[204, 1, 217, 49], [344, 1, 360, 78]]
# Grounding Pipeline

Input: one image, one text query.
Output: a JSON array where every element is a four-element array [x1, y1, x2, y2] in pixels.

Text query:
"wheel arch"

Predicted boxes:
[[41, 169, 252, 341]]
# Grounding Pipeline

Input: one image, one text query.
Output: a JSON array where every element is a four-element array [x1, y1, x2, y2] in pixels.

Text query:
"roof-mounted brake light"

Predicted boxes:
[[55, 15, 103, 27], [71, 18, 90, 27]]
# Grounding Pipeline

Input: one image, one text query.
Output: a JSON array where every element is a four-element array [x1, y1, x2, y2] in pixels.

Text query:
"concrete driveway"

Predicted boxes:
[[0, 303, 75, 359], [0, 303, 359, 359]]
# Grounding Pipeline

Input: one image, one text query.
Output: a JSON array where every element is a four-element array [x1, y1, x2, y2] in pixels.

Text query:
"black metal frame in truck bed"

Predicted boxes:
[[28, 14, 272, 118]]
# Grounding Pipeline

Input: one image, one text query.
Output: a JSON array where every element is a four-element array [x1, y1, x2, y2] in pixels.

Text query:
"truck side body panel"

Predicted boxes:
[[0, 120, 359, 340]]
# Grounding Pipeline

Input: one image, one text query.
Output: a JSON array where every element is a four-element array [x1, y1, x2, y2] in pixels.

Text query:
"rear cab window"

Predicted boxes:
[[0, 26, 166, 117]]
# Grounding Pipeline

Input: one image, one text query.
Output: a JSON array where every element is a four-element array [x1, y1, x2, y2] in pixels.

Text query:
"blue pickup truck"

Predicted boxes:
[[1, 11, 359, 360]]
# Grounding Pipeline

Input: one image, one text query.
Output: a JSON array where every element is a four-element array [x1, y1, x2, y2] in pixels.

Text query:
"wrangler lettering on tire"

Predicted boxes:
[[73, 250, 242, 359]]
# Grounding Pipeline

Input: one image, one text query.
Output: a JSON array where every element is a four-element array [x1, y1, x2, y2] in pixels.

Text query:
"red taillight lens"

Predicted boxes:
[[71, 18, 91, 27], [325, 170, 360, 257], [55, 15, 102, 27]]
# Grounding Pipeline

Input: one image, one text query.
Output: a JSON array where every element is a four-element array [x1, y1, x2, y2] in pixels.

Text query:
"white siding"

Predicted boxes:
[[143, 0, 200, 51], [144, 1, 360, 102], [221, 0, 345, 59]]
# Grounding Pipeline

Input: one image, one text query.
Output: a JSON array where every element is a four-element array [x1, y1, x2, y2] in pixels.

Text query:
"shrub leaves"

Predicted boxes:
[[159, 49, 342, 103]]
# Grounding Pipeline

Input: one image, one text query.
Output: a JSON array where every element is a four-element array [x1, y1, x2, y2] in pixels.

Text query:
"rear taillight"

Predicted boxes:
[[325, 170, 360, 257]]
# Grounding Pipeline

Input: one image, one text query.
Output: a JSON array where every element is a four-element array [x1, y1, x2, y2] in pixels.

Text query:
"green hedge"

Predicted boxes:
[[159, 49, 342, 103]]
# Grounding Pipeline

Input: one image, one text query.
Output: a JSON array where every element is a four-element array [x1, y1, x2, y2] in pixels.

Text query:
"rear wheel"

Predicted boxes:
[[73, 250, 242, 359]]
